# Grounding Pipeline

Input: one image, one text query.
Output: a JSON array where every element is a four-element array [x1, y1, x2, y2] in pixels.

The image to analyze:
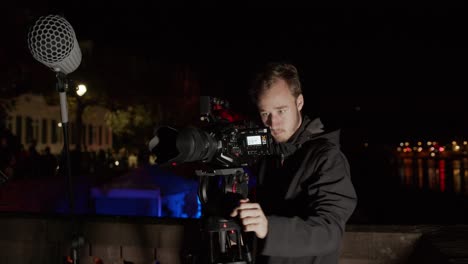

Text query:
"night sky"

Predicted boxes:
[[2, 6, 468, 143], [3, 5, 468, 226]]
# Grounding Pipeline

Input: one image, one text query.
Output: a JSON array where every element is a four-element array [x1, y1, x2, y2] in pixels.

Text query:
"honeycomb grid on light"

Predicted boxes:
[[28, 15, 74, 63], [27, 14, 81, 74]]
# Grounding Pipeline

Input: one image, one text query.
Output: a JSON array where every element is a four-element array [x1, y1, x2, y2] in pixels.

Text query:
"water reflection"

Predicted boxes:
[[398, 157, 468, 195]]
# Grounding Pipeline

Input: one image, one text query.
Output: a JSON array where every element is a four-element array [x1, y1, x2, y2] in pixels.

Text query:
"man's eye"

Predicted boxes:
[[260, 113, 269, 118], [278, 109, 286, 114]]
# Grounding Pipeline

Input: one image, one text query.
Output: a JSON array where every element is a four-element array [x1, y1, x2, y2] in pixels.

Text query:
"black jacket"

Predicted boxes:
[[254, 116, 357, 264]]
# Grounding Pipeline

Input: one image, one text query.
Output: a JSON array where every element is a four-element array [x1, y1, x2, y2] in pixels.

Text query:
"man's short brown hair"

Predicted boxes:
[[249, 62, 302, 103]]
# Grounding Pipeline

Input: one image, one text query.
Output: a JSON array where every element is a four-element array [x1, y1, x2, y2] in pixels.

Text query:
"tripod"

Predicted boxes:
[[200, 215, 252, 264], [194, 168, 253, 264]]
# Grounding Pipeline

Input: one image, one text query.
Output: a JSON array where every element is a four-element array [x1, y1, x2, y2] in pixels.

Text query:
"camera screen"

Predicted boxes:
[[246, 135, 262, 146]]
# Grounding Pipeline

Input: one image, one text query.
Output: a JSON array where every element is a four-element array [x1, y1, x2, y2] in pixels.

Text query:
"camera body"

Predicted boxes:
[[150, 96, 273, 168], [204, 123, 272, 168], [149, 122, 272, 168]]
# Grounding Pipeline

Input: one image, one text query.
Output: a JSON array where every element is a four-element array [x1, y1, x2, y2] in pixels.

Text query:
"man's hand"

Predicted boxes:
[[230, 199, 268, 239]]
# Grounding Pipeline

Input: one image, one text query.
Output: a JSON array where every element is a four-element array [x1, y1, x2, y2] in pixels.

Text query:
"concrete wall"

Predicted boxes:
[[0, 214, 463, 264]]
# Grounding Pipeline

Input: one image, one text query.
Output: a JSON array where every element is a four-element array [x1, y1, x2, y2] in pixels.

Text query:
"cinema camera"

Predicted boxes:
[[149, 96, 272, 264]]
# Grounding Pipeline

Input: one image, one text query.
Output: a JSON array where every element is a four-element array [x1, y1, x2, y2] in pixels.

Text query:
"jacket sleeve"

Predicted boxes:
[[260, 147, 357, 257]]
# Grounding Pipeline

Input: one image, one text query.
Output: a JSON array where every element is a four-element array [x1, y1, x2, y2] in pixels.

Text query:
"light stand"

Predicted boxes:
[[0, 169, 9, 186], [56, 72, 74, 213], [55, 72, 84, 264]]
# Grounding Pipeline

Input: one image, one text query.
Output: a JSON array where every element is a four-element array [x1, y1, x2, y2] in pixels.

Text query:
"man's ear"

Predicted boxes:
[[296, 94, 304, 111]]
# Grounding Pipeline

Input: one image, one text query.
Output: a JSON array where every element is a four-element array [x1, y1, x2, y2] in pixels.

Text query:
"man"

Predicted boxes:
[[231, 62, 357, 263]]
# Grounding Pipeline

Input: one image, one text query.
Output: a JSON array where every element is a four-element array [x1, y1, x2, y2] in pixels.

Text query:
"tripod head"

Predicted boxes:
[[196, 168, 249, 219]]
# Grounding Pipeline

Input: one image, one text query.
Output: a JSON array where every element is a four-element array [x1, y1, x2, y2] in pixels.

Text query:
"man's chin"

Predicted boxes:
[[272, 135, 287, 143]]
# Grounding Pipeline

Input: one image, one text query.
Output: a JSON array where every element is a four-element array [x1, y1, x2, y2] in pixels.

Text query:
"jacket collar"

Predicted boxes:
[[271, 115, 325, 157]]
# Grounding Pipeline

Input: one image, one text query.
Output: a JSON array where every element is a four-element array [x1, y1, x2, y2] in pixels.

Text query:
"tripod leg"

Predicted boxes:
[[219, 230, 227, 254], [237, 232, 242, 260], [209, 232, 215, 263]]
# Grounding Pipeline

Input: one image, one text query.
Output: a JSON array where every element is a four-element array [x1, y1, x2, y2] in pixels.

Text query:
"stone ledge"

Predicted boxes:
[[0, 214, 466, 264]]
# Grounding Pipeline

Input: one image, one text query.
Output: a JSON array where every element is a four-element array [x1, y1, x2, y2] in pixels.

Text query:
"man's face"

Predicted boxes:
[[257, 79, 304, 143]]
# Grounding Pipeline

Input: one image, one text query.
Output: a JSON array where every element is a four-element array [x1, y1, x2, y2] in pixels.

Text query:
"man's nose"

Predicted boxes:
[[264, 115, 272, 127], [268, 114, 280, 128]]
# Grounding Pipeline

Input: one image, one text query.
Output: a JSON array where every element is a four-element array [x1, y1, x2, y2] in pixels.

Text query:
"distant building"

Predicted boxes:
[[4, 93, 112, 154]]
